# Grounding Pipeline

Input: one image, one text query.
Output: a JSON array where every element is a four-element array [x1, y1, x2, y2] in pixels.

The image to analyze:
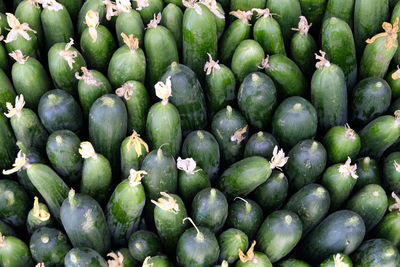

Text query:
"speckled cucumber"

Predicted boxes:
[[29, 227, 71, 266], [323, 125, 361, 163], [262, 54, 307, 98], [48, 41, 86, 95], [0, 114, 16, 174], [251, 171, 289, 213], [106, 171, 146, 246], [351, 239, 400, 266], [211, 106, 249, 165], [323, 0, 354, 28], [298, 0, 326, 27], [226, 198, 263, 238], [161, 62, 207, 133], [89, 94, 127, 171], [161, 3, 183, 51], [120, 131, 149, 179], [0, 179, 30, 228], [285, 184, 331, 235], [128, 230, 161, 262], [178, 164, 210, 204], [183, 4, 217, 80], [238, 72, 277, 130], [319, 253, 353, 267], [0, 234, 34, 267], [0, 69, 15, 112], [272, 97, 318, 149], [244, 131, 279, 159], [26, 197, 54, 235], [38, 89, 83, 134], [256, 210, 302, 263], [61, 190, 111, 256], [354, 157, 381, 190], [77, 0, 106, 36], [15, 0, 44, 47], [10, 54, 51, 110], [64, 247, 107, 267], [115, 10, 144, 47], [383, 152, 400, 193], [299, 210, 365, 265], [141, 148, 177, 200], [321, 17, 357, 88], [231, 39, 265, 83], [254, 11, 286, 55], [351, 78, 392, 127], [311, 55, 347, 132], [218, 228, 248, 264], [181, 130, 220, 181], [41, 3, 74, 49], [46, 130, 82, 185]]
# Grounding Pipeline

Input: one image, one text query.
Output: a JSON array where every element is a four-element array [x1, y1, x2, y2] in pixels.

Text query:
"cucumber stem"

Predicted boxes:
[[107, 251, 124, 267], [221, 260, 228, 267], [9, 50, 28, 64], [315, 50, 331, 69], [35, 263, 45, 267], [292, 16, 312, 35], [33, 197, 50, 221], [309, 141, 319, 154], [196, 130, 204, 139], [182, 0, 203, 15], [135, 0, 150, 11], [391, 66, 400, 80], [147, 13, 162, 29], [142, 256, 152, 267], [362, 157, 370, 171], [42, 0, 64, 11], [234, 197, 252, 214], [68, 188, 78, 208], [252, 8, 276, 19], [115, 82, 134, 100], [200, 0, 225, 19], [389, 192, 400, 213], [226, 105, 233, 119], [238, 240, 256, 262], [183, 217, 204, 241]]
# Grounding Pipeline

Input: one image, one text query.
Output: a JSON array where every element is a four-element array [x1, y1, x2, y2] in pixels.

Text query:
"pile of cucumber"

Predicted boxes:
[[1, 0, 400, 266]]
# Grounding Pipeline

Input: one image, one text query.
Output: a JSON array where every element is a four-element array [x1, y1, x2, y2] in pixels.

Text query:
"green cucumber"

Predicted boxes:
[[218, 228, 248, 264], [321, 17, 357, 88], [290, 16, 317, 77], [359, 112, 400, 159], [311, 52, 347, 131], [354, 157, 381, 190], [346, 184, 387, 231], [0, 113, 16, 174], [160, 62, 207, 133], [323, 0, 354, 28], [128, 230, 161, 262], [375, 194, 400, 247], [181, 130, 220, 181], [0, 220, 15, 237], [266, 0, 302, 43], [115, 10, 144, 47], [89, 94, 127, 170], [226, 197, 263, 238], [41, 2, 74, 49], [161, 3, 183, 51], [38, 89, 83, 134], [359, 19, 398, 79], [152, 193, 187, 252], [61, 189, 111, 256], [235, 243, 272, 267], [218, 156, 272, 197], [285, 184, 331, 235], [76, 67, 112, 117], [244, 131, 278, 159], [238, 72, 277, 130], [10, 52, 51, 110], [79, 141, 112, 204], [77, 0, 106, 36], [230, 0, 266, 12], [231, 39, 265, 82], [46, 130, 82, 185], [256, 210, 302, 263], [0, 179, 30, 228], [106, 170, 146, 246], [354, 0, 389, 53], [29, 227, 71, 266], [277, 258, 311, 267], [261, 54, 307, 98], [299, 0, 326, 26], [176, 218, 220, 267], [0, 68, 15, 112], [299, 210, 365, 265], [57, 0, 82, 20], [4, 95, 48, 151], [142, 255, 172, 267], [144, 15, 179, 88], [120, 131, 149, 179], [47, 40, 86, 95], [146, 83, 182, 157], [182, 3, 217, 80], [351, 239, 400, 266], [26, 197, 54, 235], [321, 159, 359, 210], [212, 3, 225, 39], [15, 0, 44, 46], [251, 171, 288, 213], [390, 97, 400, 114], [319, 253, 353, 267], [211, 105, 248, 165], [351, 78, 392, 127], [323, 125, 361, 163], [107, 249, 137, 267], [272, 96, 317, 149], [386, 68, 400, 99], [192, 188, 228, 232], [219, 10, 251, 65], [177, 158, 210, 204], [0, 234, 33, 267], [285, 139, 327, 190], [253, 9, 286, 55], [133, 0, 164, 25], [141, 148, 177, 200], [108, 33, 146, 88], [383, 152, 400, 193], [204, 56, 236, 116], [80, 11, 117, 73], [392, 6, 400, 65], [115, 81, 150, 135], [0, 43, 8, 73], [64, 247, 107, 267]]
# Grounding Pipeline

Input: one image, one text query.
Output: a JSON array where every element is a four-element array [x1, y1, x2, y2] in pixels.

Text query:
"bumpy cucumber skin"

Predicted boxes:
[[41, 6, 74, 49], [0, 235, 34, 267], [115, 10, 144, 46], [323, 126, 361, 163], [161, 3, 183, 51], [354, 157, 381, 190], [323, 0, 354, 28], [383, 152, 400, 193], [218, 228, 249, 264], [0, 179, 30, 228], [290, 31, 317, 77], [254, 16, 286, 56], [351, 239, 400, 266]]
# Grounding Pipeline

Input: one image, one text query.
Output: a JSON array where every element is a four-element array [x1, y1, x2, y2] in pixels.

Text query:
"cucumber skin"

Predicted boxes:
[[120, 135, 148, 180], [0, 114, 16, 173], [0, 43, 8, 73], [5, 32, 39, 59], [60, 193, 111, 256], [311, 64, 348, 132], [351, 239, 400, 266], [182, 5, 217, 80], [26, 203, 54, 235], [134, 0, 164, 25], [64, 247, 107, 267], [218, 228, 248, 264], [0, 69, 16, 113], [244, 132, 279, 159], [386, 69, 400, 99], [15, 0, 44, 45], [0, 179, 30, 228], [0, 235, 34, 267], [115, 10, 144, 47], [161, 4, 183, 51], [178, 168, 210, 204], [254, 16, 286, 56], [290, 32, 317, 77], [238, 72, 277, 130], [299, 0, 327, 26], [354, 157, 381, 190], [235, 252, 273, 267], [323, 126, 361, 164], [375, 212, 400, 247], [77, 0, 106, 36], [383, 152, 400, 193], [345, 184, 388, 232], [319, 253, 353, 267], [41, 6, 74, 49], [128, 230, 161, 262], [323, 0, 355, 28]]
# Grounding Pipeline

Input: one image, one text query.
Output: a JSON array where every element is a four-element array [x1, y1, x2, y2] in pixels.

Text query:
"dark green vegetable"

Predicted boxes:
[[323, 125, 361, 163], [161, 3, 183, 51], [386, 68, 400, 99], [26, 197, 54, 235], [277, 258, 311, 267], [64, 247, 107, 267], [0, 234, 34, 267], [0, 69, 15, 112], [235, 242, 272, 267], [374, 193, 400, 247], [351, 239, 400, 267], [298, 0, 326, 27], [323, 0, 354, 28], [0, 114, 17, 173], [244, 131, 279, 159], [218, 228, 248, 264], [0, 179, 30, 228], [383, 152, 400, 194], [128, 230, 161, 262], [132, 0, 164, 25], [319, 253, 353, 267], [120, 131, 149, 180], [354, 157, 381, 190]]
